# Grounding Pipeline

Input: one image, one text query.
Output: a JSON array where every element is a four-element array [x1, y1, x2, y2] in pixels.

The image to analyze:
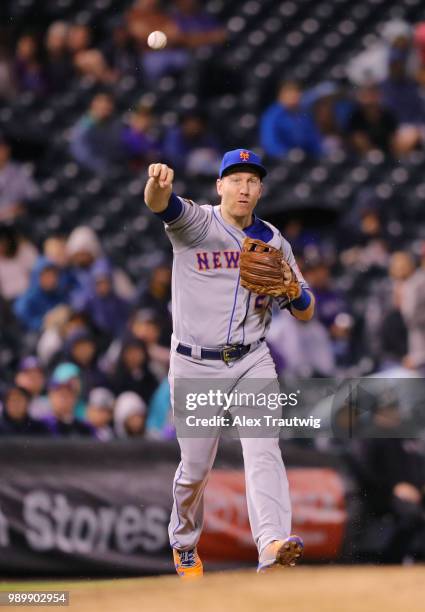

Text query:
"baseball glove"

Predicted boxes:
[[239, 237, 302, 299]]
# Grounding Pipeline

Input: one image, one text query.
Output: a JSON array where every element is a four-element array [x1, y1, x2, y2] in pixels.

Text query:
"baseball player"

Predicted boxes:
[[144, 149, 315, 577]]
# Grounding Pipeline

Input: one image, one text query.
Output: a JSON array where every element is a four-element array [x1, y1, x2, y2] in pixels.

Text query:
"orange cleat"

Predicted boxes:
[[173, 548, 204, 579], [257, 535, 304, 573]]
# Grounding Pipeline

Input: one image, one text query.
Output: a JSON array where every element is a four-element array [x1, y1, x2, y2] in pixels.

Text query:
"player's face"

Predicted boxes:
[[217, 171, 262, 218]]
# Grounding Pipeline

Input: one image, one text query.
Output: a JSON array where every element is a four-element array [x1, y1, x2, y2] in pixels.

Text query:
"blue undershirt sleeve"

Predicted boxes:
[[153, 192, 183, 223]]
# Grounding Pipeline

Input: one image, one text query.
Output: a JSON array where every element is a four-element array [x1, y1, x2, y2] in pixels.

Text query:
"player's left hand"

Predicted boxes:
[[239, 237, 302, 299]]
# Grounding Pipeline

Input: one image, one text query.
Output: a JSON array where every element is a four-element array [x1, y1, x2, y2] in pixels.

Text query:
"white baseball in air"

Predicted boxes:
[[147, 30, 167, 50]]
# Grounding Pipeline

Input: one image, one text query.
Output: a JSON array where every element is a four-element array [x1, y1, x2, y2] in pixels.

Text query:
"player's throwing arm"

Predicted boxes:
[[144, 163, 175, 213]]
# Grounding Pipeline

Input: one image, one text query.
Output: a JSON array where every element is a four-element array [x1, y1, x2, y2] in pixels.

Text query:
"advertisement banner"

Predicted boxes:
[[0, 440, 349, 575], [201, 468, 347, 561]]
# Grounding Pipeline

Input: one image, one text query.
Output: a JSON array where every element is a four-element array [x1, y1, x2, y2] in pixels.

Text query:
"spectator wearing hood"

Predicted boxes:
[[86, 387, 115, 441], [113, 336, 158, 404], [43, 379, 94, 437], [0, 385, 49, 436], [63, 329, 108, 400], [114, 391, 147, 438], [66, 225, 102, 306], [14, 356, 50, 419], [66, 226, 134, 305], [79, 259, 130, 340], [13, 257, 67, 331]]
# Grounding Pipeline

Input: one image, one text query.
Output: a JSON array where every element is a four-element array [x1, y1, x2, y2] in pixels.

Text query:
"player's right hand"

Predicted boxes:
[[144, 163, 174, 212], [148, 163, 174, 188]]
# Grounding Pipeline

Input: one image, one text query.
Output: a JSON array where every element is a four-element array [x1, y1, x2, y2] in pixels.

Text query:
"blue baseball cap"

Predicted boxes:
[[219, 149, 267, 179], [51, 362, 81, 383]]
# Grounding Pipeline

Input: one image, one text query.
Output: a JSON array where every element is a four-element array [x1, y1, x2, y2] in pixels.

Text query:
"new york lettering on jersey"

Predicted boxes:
[[196, 250, 240, 271]]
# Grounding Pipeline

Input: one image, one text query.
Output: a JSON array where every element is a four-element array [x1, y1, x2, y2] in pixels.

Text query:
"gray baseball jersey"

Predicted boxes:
[[157, 194, 309, 348]]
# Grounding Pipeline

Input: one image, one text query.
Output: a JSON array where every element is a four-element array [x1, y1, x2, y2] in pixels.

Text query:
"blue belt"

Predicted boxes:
[[176, 338, 265, 363]]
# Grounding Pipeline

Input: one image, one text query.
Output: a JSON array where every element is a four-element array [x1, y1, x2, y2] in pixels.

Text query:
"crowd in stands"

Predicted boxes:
[[2, 4, 425, 446], [2, 7, 425, 179], [261, 18, 425, 161], [3, 0, 226, 95], [0, 220, 173, 439]]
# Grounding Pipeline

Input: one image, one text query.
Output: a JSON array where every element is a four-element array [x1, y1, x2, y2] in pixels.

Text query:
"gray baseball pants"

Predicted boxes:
[[167, 339, 292, 559]]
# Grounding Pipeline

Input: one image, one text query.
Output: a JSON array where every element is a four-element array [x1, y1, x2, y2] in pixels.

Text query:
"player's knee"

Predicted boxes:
[[182, 460, 211, 484]]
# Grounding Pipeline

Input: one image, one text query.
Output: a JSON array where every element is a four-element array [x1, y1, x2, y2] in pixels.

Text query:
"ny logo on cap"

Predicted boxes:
[[240, 151, 250, 161]]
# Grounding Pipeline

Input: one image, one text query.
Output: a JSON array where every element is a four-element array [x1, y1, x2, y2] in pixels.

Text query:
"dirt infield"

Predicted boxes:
[[4, 566, 425, 612]]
